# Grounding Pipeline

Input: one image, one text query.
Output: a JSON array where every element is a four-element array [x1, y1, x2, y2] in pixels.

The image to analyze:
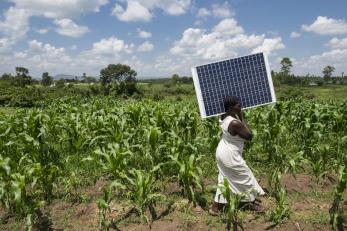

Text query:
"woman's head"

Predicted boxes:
[[223, 96, 241, 113]]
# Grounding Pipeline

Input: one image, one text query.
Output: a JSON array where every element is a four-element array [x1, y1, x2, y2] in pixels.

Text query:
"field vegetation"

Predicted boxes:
[[0, 96, 346, 230], [0, 59, 347, 230]]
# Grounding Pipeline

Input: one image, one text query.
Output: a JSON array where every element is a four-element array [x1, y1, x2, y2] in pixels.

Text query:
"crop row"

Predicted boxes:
[[0, 97, 346, 230]]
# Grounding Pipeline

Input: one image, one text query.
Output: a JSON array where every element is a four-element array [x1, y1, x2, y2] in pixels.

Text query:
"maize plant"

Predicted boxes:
[[146, 127, 162, 166], [269, 187, 290, 225], [0, 155, 44, 231], [94, 143, 131, 180], [169, 153, 203, 206], [268, 168, 290, 225], [61, 170, 83, 202], [329, 165, 347, 230], [126, 165, 165, 226], [97, 181, 126, 231], [218, 177, 244, 231]]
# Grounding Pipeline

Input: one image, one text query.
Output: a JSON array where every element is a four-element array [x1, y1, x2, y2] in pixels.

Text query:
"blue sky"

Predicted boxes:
[[1, 0, 347, 78]]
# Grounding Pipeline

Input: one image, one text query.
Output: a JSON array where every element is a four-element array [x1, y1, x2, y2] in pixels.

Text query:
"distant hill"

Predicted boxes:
[[53, 74, 80, 80]]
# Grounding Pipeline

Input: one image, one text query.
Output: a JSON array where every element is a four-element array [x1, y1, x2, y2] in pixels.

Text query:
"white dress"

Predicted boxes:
[[214, 115, 265, 203]]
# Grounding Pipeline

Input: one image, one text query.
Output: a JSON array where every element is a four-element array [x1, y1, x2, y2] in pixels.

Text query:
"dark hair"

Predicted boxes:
[[223, 96, 240, 112]]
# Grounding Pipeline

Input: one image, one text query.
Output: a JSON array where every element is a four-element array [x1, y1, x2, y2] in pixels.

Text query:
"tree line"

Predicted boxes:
[[1, 59, 346, 94], [273, 57, 347, 86]]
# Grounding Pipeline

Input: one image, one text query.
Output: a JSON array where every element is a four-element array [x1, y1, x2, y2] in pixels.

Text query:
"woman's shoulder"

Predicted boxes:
[[221, 114, 236, 121], [220, 115, 236, 126]]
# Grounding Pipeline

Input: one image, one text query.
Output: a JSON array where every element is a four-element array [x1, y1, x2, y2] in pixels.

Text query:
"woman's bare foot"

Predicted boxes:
[[209, 201, 225, 216], [239, 200, 264, 213]]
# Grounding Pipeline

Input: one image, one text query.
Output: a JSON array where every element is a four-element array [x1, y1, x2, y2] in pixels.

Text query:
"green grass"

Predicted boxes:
[[0, 107, 17, 115], [277, 84, 347, 101]]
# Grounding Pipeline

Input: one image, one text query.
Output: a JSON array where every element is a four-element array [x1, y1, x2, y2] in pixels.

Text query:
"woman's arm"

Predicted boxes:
[[228, 112, 253, 140], [238, 111, 251, 128]]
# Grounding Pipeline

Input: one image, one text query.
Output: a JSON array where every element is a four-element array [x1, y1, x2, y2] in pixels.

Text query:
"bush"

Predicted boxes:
[[279, 88, 304, 101], [56, 79, 65, 88], [132, 92, 144, 100], [89, 84, 101, 95], [152, 93, 164, 101], [0, 86, 42, 107]]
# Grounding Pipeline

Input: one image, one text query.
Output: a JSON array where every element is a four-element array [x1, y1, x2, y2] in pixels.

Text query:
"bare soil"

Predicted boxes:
[[0, 173, 345, 231]]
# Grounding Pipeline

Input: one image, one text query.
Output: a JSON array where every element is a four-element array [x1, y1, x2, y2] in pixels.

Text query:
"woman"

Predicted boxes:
[[209, 96, 265, 215]]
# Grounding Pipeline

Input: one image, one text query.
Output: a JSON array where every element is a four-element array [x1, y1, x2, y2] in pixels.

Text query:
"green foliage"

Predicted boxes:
[[55, 79, 65, 88], [171, 74, 180, 86], [269, 187, 290, 225], [0, 96, 346, 228], [279, 87, 305, 101], [0, 86, 42, 107], [41, 72, 53, 86], [218, 177, 244, 231], [280, 57, 293, 76], [126, 166, 165, 225], [94, 143, 131, 180], [329, 166, 347, 230], [323, 65, 335, 81], [169, 153, 203, 206], [97, 181, 126, 230], [15, 67, 32, 87], [100, 63, 137, 96]]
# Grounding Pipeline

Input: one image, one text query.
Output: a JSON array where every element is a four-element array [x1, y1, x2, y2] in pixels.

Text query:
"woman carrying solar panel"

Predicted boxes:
[[209, 96, 265, 215]]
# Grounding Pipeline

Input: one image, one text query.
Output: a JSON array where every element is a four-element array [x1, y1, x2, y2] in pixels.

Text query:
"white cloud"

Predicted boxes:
[[0, 36, 142, 77], [290, 31, 301, 38], [0, 7, 32, 42], [137, 41, 154, 52], [212, 2, 233, 18], [252, 37, 285, 55], [13, 40, 73, 73], [0, 1, 108, 51], [170, 18, 275, 61], [112, 2, 152, 22], [194, 3, 233, 27], [137, 29, 152, 38], [197, 8, 210, 17], [89, 36, 134, 55], [327, 37, 347, 48], [225, 34, 265, 49], [54, 19, 89, 38], [151, 0, 192, 16], [0, 38, 15, 54], [302, 16, 347, 35], [297, 48, 347, 74], [213, 18, 244, 36], [111, 0, 192, 22], [35, 28, 50, 34], [10, 0, 108, 19], [14, 51, 27, 59]]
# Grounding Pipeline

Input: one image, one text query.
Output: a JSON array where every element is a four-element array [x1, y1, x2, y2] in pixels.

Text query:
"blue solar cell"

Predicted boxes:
[[191, 52, 276, 118]]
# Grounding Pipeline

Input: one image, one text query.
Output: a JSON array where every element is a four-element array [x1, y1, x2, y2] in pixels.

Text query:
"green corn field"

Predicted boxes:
[[0, 97, 346, 230]]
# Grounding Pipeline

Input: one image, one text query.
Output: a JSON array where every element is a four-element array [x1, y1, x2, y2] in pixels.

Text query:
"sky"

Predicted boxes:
[[0, 0, 347, 79]]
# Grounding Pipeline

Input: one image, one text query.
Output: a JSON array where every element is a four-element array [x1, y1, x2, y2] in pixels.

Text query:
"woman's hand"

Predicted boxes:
[[236, 111, 244, 121]]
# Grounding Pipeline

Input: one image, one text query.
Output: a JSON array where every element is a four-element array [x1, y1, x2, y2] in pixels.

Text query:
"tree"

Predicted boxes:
[[41, 72, 53, 86], [171, 74, 180, 86], [280, 57, 293, 76], [0, 73, 13, 81], [271, 70, 281, 88], [15, 66, 32, 87], [82, 72, 87, 81], [100, 64, 137, 96], [323, 65, 335, 81], [56, 79, 65, 88]]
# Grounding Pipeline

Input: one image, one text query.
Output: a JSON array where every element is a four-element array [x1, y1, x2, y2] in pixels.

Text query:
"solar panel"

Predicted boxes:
[[191, 52, 276, 118]]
